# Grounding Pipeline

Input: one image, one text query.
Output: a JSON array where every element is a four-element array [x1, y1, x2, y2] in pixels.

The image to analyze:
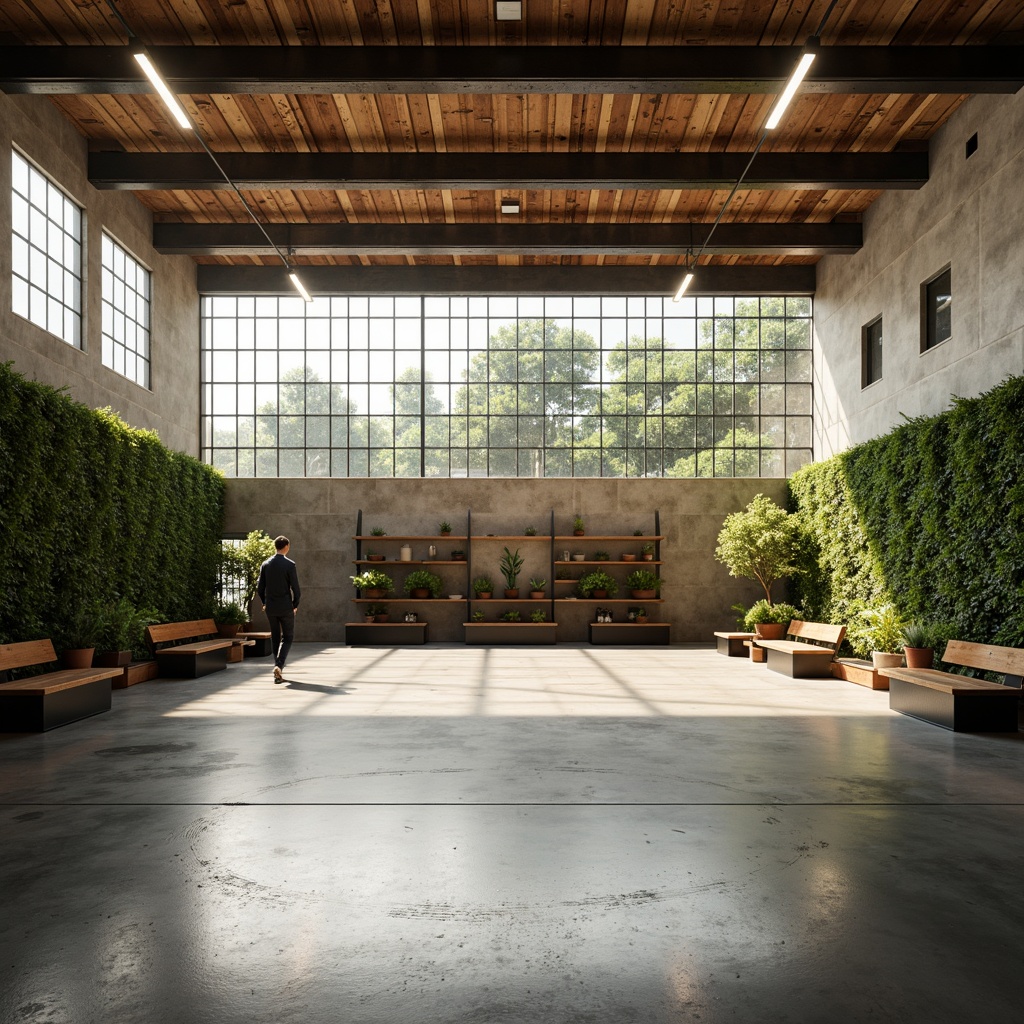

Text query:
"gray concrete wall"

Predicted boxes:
[[224, 477, 790, 643], [813, 89, 1024, 457], [0, 94, 200, 454]]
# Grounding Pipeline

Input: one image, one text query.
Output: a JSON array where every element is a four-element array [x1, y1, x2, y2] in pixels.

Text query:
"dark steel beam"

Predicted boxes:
[[153, 221, 861, 256], [196, 264, 816, 297], [91, 151, 928, 191], [2, 46, 1022, 95]]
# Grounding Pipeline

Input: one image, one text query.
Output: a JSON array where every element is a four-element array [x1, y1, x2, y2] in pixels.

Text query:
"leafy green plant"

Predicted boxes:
[[524, 526, 537, 536], [742, 600, 801, 632], [97, 598, 160, 655], [403, 569, 444, 597], [640, 542, 655, 555], [594, 550, 610, 561], [901, 622, 931, 649], [530, 609, 547, 623], [715, 493, 802, 603], [351, 569, 394, 593], [499, 547, 525, 590], [501, 610, 521, 622], [472, 610, 485, 622], [577, 571, 619, 598], [439, 520, 452, 534], [366, 603, 389, 617], [229, 531, 277, 612], [855, 603, 906, 656], [625, 569, 660, 593], [529, 578, 547, 591], [633, 529, 644, 537], [213, 599, 248, 626], [63, 603, 106, 650], [370, 526, 387, 537], [473, 576, 494, 596], [573, 515, 585, 533], [556, 568, 573, 579]]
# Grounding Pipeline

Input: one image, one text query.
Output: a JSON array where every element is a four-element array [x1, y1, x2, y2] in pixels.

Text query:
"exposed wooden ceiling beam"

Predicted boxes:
[[197, 264, 816, 297], [91, 152, 927, 191], [153, 221, 861, 256], [3, 46, 1022, 95]]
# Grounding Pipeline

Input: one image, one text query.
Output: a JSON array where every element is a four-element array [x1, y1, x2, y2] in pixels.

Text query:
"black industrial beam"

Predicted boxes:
[[91, 152, 927, 192], [196, 264, 816, 297], [154, 221, 861, 257], [2, 46, 1022, 95]]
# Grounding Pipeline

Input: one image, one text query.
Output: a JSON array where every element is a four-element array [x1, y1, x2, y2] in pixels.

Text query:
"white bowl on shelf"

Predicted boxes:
[[448, 594, 463, 600]]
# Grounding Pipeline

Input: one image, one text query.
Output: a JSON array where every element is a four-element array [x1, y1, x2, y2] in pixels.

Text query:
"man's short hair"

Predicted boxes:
[[274, 535, 290, 550]]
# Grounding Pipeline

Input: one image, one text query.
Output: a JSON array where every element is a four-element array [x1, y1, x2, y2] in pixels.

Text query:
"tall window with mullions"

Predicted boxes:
[[201, 294, 813, 478]]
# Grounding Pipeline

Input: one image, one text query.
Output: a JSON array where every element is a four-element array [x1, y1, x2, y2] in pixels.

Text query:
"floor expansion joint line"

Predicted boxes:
[[6, 800, 1024, 808]]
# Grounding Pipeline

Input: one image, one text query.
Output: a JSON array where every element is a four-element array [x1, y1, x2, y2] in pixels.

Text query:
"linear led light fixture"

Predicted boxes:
[[133, 49, 192, 130], [500, 198, 521, 214], [672, 271, 695, 303], [288, 271, 313, 303], [764, 40, 818, 130]]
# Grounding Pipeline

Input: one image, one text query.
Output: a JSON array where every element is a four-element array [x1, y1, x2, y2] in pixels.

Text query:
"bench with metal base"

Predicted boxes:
[[713, 631, 756, 657], [237, 631, 272, 656], [754, 620, 847, 678], [145, 619, 243, 678], [886, 640, 1022, 732], [0, 639, 121, 731]]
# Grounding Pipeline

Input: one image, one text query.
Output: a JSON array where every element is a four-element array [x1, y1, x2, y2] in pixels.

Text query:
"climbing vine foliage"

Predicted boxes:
[[0, 362, 225, 647]]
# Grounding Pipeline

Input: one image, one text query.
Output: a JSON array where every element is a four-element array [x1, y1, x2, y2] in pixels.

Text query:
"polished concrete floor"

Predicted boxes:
[[2, 643, 1023, 1024]]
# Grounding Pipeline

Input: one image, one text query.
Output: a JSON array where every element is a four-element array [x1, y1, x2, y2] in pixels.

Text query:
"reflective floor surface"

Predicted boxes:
[[2, 643, 1022, 1023]]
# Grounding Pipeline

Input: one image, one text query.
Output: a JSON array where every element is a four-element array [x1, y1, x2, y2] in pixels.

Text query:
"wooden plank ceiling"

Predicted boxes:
[[2, 0, 1023, 280]]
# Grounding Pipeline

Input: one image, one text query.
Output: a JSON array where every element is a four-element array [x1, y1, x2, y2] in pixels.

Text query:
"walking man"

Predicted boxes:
[[257, 535, 301, 683]]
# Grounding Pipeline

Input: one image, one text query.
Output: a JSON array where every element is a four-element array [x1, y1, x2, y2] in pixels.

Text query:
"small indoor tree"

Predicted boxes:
[[714, 494, 801, 604], [221, 530, 277, 615]]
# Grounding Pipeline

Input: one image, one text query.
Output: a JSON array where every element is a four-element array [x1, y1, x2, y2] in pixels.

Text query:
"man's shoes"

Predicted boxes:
[[273, 666, 283, 683]]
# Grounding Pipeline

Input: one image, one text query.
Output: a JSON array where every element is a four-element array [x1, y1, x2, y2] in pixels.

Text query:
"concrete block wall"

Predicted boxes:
[[224, 477, 790, 643], [0, 94, 201, 455], [813, 88, 1024, 456]]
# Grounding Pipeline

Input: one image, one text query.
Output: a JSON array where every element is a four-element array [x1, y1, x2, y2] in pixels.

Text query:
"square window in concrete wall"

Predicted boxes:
[[921, 266, 952, 352], [862, 315, 883, 388], [11, 148, 83, 347]]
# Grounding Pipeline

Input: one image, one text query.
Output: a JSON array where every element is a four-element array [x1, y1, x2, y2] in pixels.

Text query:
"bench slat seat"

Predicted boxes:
[[713, 631, 755, 657], [754, 620, 847, 678], [0, 640, 116, 731], [146, 619, 235, 679], [887, 640, 1023, 732]]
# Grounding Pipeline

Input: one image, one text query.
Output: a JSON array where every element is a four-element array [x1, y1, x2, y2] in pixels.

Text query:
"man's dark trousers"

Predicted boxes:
[[268, 612, 294, 672]]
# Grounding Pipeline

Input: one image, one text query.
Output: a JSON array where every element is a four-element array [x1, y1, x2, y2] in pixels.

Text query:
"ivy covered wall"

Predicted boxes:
[[789, 375, 1024, 648], [0, 363, 224, 646]]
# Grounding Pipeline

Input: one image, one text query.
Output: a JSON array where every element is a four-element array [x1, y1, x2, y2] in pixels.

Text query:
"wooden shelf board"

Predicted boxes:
[[353, 598, 467, 603], [554, 535, 665, 541], [463, 622, 558, 628], [471, 535, 551, 541], [354, 560, 467, 565], [354, 535, 468, 541], [470, 598, 553, 603], [556, 598, 664, 604], [554, 560, 662, 566], [344, 621, 427, 628]]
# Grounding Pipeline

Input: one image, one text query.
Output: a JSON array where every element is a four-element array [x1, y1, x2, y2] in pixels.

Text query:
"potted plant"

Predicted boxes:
[[901, 622, 935, 669], [529, 578, 547, 599], [530, 609, 547, 623], [370, 526, 387, 537], [635, 607, 648, 624], [556, 568, 573, 579], [369, 603, 390, 623], [525, 526, 537, 536], [573, 515, 585, 536], [404, 569, 443, 599], [633, 529, 644, 537], [742, 599, 801, 640], [501, 610, 521, 622], [858, 603, 906, 669], [451, 548, 466, 560], [95, 598, 159, 666], [351, 569, 394, 600], [641, 542, 655, 561], [366, 548, 386, 562], [439, 520, 452, 536], [472, 610, 486, 622], [620, 551, 637, 562], [625, 568, 660, 600], [213, 599, 248, 637], [220, 530, 277, 625], [714, 494, 801, 603], [577, 570, 618, 599], [499, 547, 524, 598], [61, 602, 106, 669], [473, 576, 494, 599], [594, 550, 610, 562], [572, 551, 585, 561], [364, 610, 376, 623]]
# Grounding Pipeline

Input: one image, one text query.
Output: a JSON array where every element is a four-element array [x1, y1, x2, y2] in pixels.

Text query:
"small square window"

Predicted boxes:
[[862, 316, 882, 387], [922, 266, 952, 352]]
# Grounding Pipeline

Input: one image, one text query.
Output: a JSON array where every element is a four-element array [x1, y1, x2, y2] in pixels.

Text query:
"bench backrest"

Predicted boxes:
[[0, 639, 57, 672], [146, 619, 218, 648], [942, 640, 1024, 679], [787, 620, 846, 650]]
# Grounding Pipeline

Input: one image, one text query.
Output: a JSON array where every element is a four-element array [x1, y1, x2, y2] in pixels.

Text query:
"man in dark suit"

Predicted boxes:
[[257, 535, 301, 683]]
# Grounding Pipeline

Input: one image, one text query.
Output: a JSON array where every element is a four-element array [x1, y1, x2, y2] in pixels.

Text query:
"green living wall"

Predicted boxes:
[[0, 362, 224, 647], [789, 375, 1024, 648]]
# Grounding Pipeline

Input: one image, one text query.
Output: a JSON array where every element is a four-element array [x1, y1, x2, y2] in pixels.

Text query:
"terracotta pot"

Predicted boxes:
[[411, 588, 431, 599], [754, 623, 787, 640], [476, 592, 492, 600], [636, 616, 648, 624], [94, 650, 132, 668], [574, 529, 585, 536], [530, 591, 545, 599], [592, 589, 608, 599], [872, 651, 904, 670], [62, 649, 95, 669], [631, 589, 656, 600], [216, 622, 241, 637], [364, 615, 375, 623], [621, 553, 637, 562], [375, 614, 390, 623], [903, 646, 934, 669], [642, 553, 654, 561], [363, 588, 386, 600], [367, 554, 385, 562], [504, 589, 520, 599]]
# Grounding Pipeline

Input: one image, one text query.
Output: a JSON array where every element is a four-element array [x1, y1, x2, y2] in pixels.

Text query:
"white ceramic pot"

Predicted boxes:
[[871, 651, 904, 670]]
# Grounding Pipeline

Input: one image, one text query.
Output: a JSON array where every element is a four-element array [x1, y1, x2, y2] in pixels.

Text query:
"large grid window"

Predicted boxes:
[[201, 295, 813, 478], [11, 149, 83, 347], [101, 233, 151, 388]]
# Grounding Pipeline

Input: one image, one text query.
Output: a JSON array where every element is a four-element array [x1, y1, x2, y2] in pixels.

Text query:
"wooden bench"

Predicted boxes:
[[237, 631, 272, 657], [0, 639, 121, 731], [713, 631, 756, 657], [886, 640, 1023, 732], [146, 619, 251, 678], [754, 620, 847, 678]]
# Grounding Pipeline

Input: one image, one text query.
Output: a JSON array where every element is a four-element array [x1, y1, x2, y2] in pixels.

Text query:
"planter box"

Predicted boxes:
[[345, 622, 428, 645], [112, 660, 159, 689], [464, 622, 558, 645], [831, 657, 890, 691], [589, 623, 670, 645]]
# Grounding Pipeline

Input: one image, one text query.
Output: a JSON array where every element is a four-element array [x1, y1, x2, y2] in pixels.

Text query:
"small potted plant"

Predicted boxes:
[[901, 622, 934, 669], [625, 569, 660, 600], [501, 610, 521, 622], [366, 549, 386, 562], [556, 568, 573, 579], [640, 542, 655, 561], [439, 520, 452, 536], [404, 569, 444, 599], [858, 603, 906, 669], [472, 609, 486, 622], [95, 598, 158, 666], [573, 515, 585, 536], [369, 603, 390, 623], [742, 599, 800, 640], [620, 550, 637, 562], [529, 578, 547, 599], [572, 551, 586, 561], [451, 548, 466, 561], [525, 526, 537, 536], [577, 570, 618, 600], [351, 569, 394, 600], [594, 550, 610, 562], [213, 599, 248, 637], [364, 610, 376, 624], [370, 526, 387, 537], [499, 546, 525, 598], [530, 609, 547, 623], [633, 529, 644, 537], [61, 603, 106, 669], [473, 576, 494, 599], [635, 607, 648, 623]]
